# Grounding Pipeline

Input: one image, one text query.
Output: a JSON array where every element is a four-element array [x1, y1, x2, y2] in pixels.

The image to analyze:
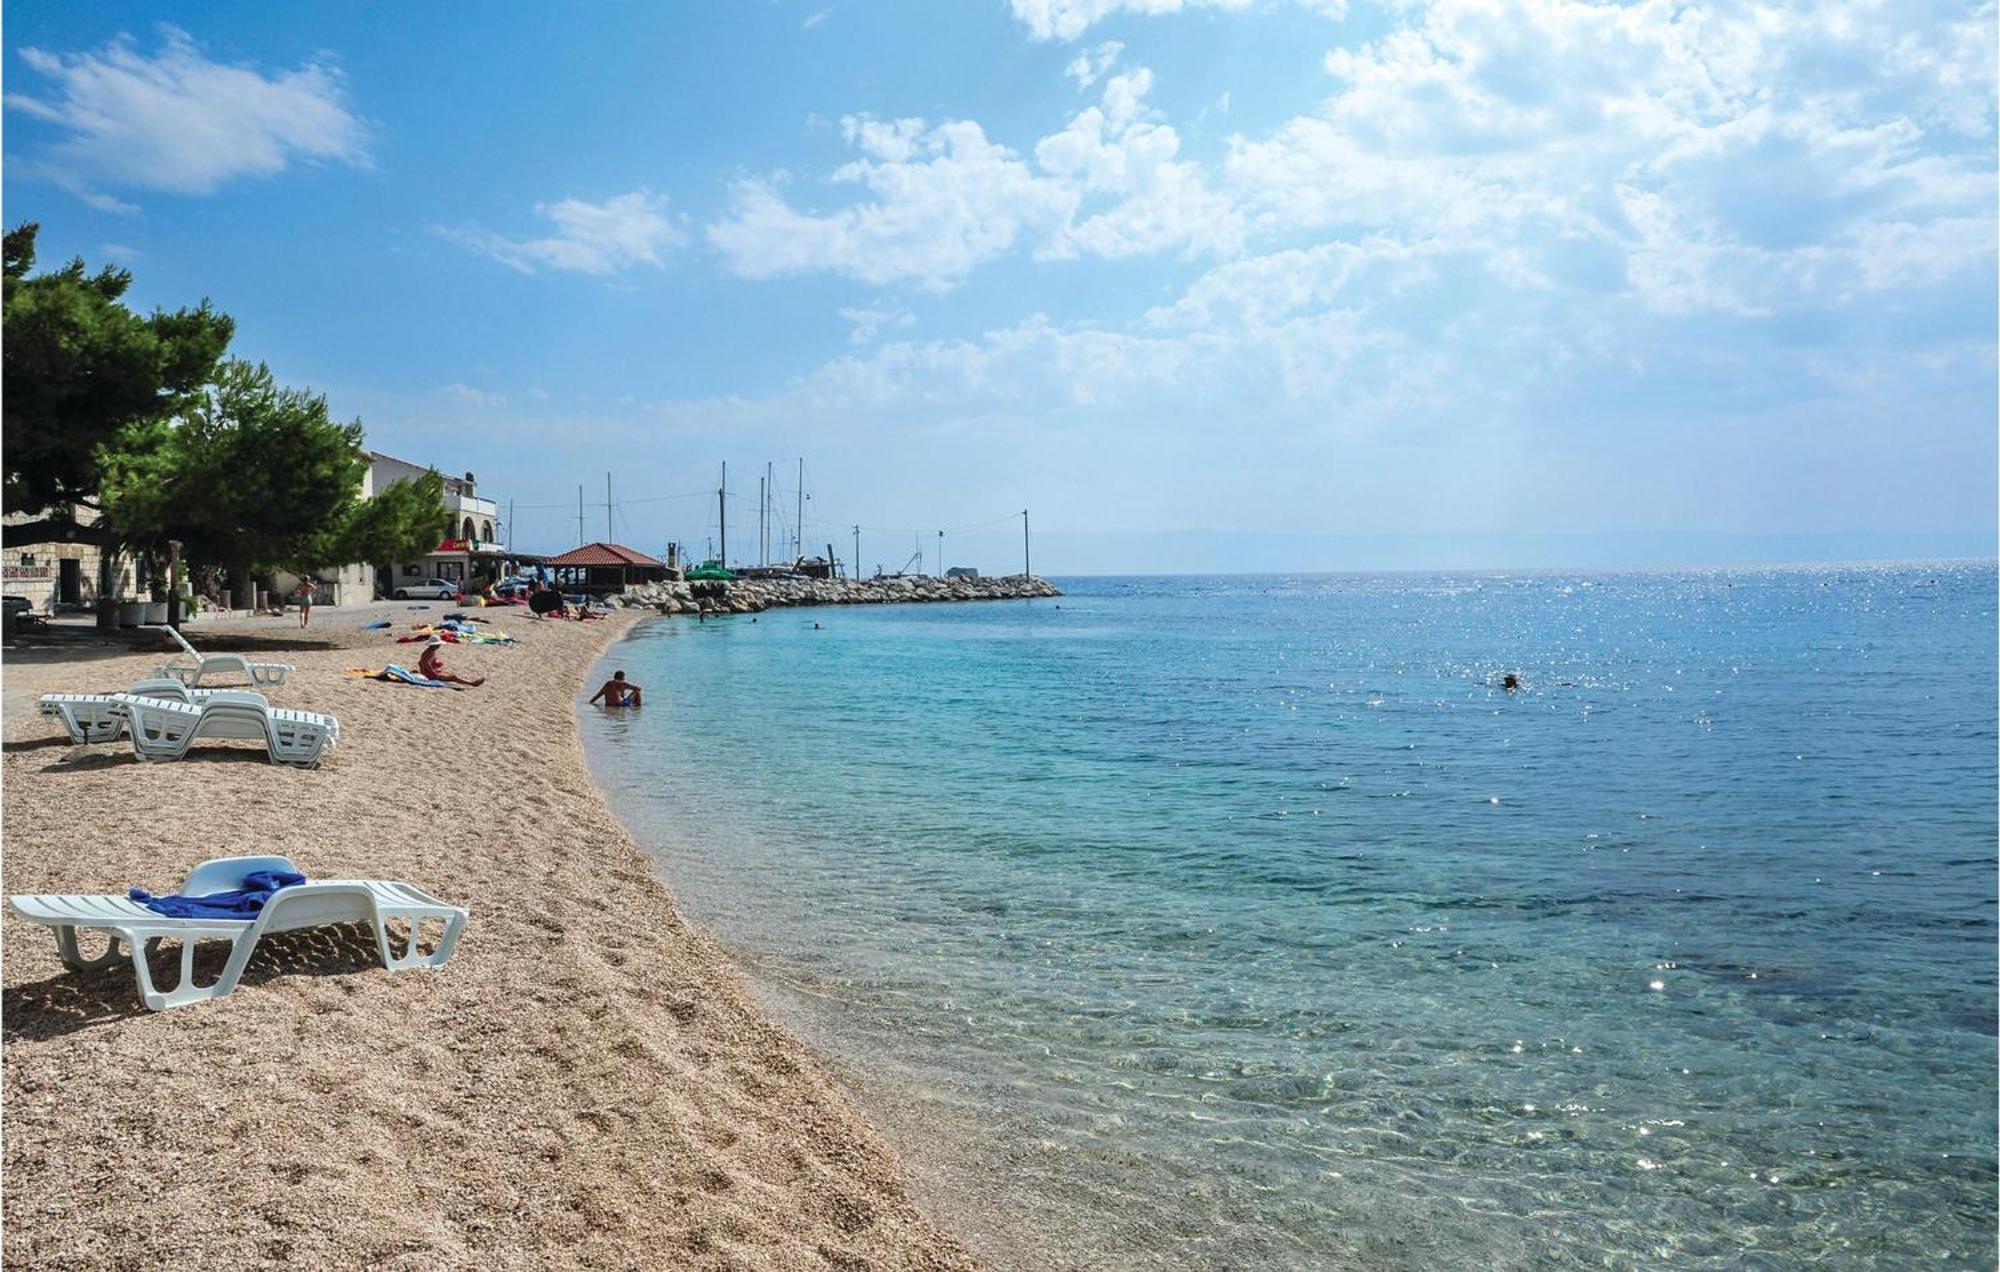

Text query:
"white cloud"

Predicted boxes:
[[5, 25, 367, 202], [839, 305, 916, 345], [1012, 0, 1251, 42], [708, 119, 1075, 290], [1011, 0, 1344, 41], [99, 242, 143, 261], [443, 190, 685, 275], [803, 8, 831, 29], [712, 0, 1990, 320], [709, 67, 1241, 285], [1065, 40, 1123, 89], [441, 383, 506, 408], [1221, 0, 1996, 315], [1036, 69, 1244, 259], [1145, 237, 1438, 329]]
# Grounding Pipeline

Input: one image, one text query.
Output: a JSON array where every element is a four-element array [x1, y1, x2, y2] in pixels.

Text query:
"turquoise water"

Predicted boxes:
[[581, 565, 1997, 1268]]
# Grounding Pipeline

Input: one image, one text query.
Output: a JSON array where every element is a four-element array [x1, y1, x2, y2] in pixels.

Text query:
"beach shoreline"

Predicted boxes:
[[1, 604, 976, 1269]]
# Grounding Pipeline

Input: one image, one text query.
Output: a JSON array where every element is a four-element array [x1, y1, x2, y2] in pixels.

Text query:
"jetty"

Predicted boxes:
[[617, 573, 1060, 615]]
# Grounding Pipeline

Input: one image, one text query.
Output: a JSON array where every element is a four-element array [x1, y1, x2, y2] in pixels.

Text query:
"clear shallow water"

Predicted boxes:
[[582, 565, 1998, 1268]]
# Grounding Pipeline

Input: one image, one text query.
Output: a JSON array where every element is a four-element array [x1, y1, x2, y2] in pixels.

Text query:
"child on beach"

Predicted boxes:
[[588, 670, 642, 707], [418, 636, 485, 687]]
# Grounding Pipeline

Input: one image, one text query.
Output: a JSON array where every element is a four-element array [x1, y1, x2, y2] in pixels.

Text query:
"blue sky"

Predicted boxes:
[[5, 0, 1995, 572]]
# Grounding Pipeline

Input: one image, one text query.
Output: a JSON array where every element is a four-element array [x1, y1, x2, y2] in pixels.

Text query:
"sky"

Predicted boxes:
[[4, 0, 1995, 574]]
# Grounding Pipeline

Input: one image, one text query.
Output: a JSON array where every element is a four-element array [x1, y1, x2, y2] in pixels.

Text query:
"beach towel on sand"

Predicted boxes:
[[344, 664, 455, 688], [131, 870, 305, 919]]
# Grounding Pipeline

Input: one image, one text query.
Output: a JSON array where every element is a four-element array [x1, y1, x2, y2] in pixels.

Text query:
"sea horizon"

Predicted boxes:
[[1024, 554, 2000, 581]]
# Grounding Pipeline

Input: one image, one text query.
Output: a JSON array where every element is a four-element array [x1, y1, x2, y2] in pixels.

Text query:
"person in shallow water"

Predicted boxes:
[[418, 636, 485, 688], [589, 670, 643, 708]]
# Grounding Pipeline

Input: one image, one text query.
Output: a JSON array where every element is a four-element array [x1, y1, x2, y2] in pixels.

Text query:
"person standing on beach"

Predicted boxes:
[[293, 578, 315, 628], [588, 670, 643, 708]]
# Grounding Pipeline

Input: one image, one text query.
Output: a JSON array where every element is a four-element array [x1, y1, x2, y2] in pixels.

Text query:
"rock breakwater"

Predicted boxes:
[[618, 573, 1060, 615]]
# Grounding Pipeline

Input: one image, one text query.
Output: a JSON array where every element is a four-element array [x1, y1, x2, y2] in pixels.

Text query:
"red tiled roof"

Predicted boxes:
[[545, 542, 666, 568]]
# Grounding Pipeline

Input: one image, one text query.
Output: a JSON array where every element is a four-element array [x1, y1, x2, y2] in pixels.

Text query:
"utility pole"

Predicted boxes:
[[577, 486, 584, 547], [795, 458, 804, 563], [507, 498, 515, 550], [758, 474, 766, 566], [718, 462, 728, 566], [605, 472, 613, 543], [853, 525, 860, 581], [1023, 509, 1030, 579], [938, 530, 944, 577]]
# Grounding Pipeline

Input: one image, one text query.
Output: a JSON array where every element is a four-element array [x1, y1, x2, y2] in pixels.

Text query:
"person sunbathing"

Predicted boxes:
[[417, 637, 485, 687], [588, 670, 642, 707]]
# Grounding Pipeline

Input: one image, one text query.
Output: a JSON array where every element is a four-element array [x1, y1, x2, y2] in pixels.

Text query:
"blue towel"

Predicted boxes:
[[361, 620, 392, 630], [379, 663, 452, 688], [130, 870, 306, 919]]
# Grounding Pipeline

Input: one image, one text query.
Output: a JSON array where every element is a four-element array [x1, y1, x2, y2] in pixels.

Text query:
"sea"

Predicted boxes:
[[581, 564, 1998, 1269]]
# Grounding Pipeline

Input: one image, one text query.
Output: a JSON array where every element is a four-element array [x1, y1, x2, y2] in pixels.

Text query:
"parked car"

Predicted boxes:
[[393, 578, 460, 601], [494, 575, 537, 598]]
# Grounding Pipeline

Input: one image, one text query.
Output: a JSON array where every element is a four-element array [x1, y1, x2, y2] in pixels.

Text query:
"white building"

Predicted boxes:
[[0, 507, 138, 615], [279, 452, 519, 606]]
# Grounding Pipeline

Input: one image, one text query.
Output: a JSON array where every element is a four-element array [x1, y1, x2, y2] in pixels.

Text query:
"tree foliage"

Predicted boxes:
[[339, 468, 454, 569], [102, 360, 451, 581], [3, 223, 234, 545]]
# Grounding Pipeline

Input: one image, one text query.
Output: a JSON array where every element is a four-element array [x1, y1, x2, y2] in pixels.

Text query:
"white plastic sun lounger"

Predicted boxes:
[[39, 679, 266, 744], [145, 624, 292, 688], [8, 855, 467, 1011], [113, 694, 339, 767]]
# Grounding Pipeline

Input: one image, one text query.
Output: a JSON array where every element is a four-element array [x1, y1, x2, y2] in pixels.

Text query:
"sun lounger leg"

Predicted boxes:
[[53, 924, 125, 972], [369, 904, 466, 972], [132, 932, 251, 1011], [259, 717, 327, 768]]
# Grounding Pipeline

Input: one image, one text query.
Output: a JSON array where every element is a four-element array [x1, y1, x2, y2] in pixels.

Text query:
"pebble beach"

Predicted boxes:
[[1, 605, 975, 1269]]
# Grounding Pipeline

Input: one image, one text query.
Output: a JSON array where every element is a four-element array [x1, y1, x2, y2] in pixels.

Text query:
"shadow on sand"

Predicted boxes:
[[1, 736, 72, 755], [23, 743, 295, 772], [3, 923, 391, 1040]]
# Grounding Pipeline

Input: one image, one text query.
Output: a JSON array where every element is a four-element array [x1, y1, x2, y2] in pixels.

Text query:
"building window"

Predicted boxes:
[[481, 520, 493, 541], [404, 564, 421, 577], [461, 516, 475, 541]]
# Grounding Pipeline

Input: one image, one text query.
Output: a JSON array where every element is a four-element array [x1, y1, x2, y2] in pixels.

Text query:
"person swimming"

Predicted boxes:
[[589, 669, 643, 708]]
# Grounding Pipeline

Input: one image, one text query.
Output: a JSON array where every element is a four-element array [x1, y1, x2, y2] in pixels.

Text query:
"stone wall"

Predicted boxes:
[[616, 573, 1061, 615]]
